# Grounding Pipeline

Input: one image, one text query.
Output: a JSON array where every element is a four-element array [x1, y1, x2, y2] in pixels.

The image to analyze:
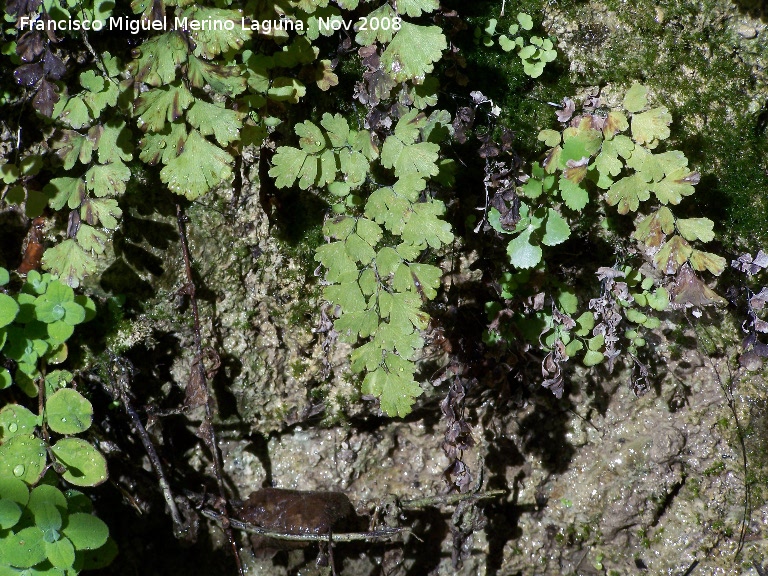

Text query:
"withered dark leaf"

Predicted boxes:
[[668, 263, 726, 309], [43, 49, 66, 80], [556, 97, 575, 123], [6, 0, 42, 17], [16, 31, 45, 63], [32, 79, 59, 116], [750, 287, 768, 310], [14, 62, 44, 86]]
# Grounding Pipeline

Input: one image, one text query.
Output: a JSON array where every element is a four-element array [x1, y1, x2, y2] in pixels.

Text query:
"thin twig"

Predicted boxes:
[[102, 357, 185, 535], [400, 489, 506, 511], [176, 204, 244, 576], [201, 509, 409, 543]]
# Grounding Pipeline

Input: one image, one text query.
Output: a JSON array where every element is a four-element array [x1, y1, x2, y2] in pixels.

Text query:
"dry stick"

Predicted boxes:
[[176, 204, 244, 576], [103, 357, 185, 535], [400, 489, 506, 511], [200, 509, 409, 543]]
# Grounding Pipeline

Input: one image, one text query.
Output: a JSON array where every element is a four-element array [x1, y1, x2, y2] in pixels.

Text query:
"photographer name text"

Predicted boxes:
[[18, 15, 402, 34]]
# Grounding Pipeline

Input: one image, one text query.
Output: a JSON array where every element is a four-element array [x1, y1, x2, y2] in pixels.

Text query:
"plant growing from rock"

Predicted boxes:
[[474, 12, 557, 77], [485, 84, 726, 396]]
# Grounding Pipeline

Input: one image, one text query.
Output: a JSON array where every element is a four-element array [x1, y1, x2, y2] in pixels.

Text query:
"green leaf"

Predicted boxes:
[[130, 32, 188, 86], [134, 82, 195, 132], [651, 167, 698, 205], [52, 130, 95, 169], [381, 23, 447, 83], [396, 0, 439, 17], [41, 241, 97, 289], [559, 177, 589, 211], [542, 208, 570, 246], [631, 107, 672, 148], [161, 130, 234, 199], [324, 282, 366, 314], [45, 389, 93, 435], [633, 206, 675, 247], [507, 228, 542, 269], [606, 173, 652, 214], [57, 96, 92, 130], [0, 433, 47, 485], [138, 122, 188, 166], [334, 309, 379, 342], [676, 217, 715, 243], [517, 12, 534, 30], [3, 526, 47, 568], [186, 101, 245, 146], [315, 242, 359, 283], [361, 366, 423, 417], [689, 250, 726, 276], [187, 57, 246, 96], [0, 498, 22, 529], [381, 133, 440, 179], [646, 287, 669, 311], [80, 198, 122, 230], [51, 439, 108, 487], [355, 4, 399, 44], [623, 83, 648, 113], [46, 537, 76, 569], [45, 177, 86, 211], [0, 405, 38, 440], [62, 512, 109, 550], [181, 7, 252, 59], [84, 162, 131, 197], [94, 121, 133, 164], [401, 201, 454, 248], [538, 129, 561, 147], [583, 350, 605, 367], [0, 477, 29, 506], [77, 537, 118, 570], [654, 235, 693, 274], [0, 293, 19, 328]]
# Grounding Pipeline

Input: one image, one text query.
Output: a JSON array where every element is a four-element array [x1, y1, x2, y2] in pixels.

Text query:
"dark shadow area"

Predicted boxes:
[[518, 397, 577, 474], [0, 209, 26, 270], [731, 0, 767, 19]]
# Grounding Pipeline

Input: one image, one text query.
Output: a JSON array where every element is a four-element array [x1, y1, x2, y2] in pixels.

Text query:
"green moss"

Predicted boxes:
[[703, 460, 726, 476]]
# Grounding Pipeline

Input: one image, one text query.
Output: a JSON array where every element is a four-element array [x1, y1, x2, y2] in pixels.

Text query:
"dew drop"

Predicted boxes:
[[61, 417, 67, 423], [13, 464, 25, 477], [8, 422, 18, 433]]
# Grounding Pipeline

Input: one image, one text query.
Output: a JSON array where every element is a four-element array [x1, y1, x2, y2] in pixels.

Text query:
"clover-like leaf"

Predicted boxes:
[[0, 433, 47, 485], [62, 512, 109, 550], [46, 389, 93, 435], [0, 405, 38, 440], [51, 439, 108, 487]]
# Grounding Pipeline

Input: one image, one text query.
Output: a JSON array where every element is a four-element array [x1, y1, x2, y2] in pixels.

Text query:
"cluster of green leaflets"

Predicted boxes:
[[0, 477, 116, 574], [0, 269, 95, 395], [489, 84, 724, 371], [271, 0, 450, 416], [0, 268, 112, 573], [475, 13, 557, 78]]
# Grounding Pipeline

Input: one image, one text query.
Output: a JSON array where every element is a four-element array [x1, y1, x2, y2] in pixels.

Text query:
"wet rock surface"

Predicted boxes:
[[96, 1, 768, 574]]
